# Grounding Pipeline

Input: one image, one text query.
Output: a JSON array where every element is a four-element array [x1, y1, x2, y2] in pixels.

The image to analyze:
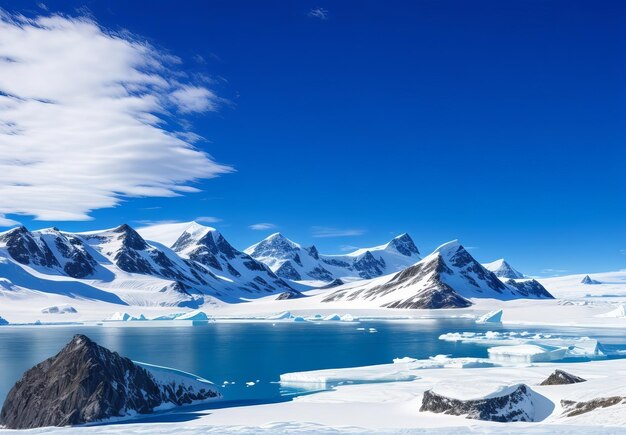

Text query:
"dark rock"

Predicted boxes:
[[540, 369, 586, 386], [420, 384, 536, 422], [561, 397, 624, 417], [581, 275, 601, 285], [276, 290, 305, 300], [275, 261, 302, 281], [0, 335, 219, 429], [506, 279, 554, 299]]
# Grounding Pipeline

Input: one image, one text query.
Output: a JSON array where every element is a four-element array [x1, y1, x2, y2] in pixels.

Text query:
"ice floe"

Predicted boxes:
[[488, 344, 567, 363]]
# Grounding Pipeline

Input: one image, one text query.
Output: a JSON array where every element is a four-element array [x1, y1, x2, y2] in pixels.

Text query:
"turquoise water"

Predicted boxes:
[[1, 319, 625, 408]]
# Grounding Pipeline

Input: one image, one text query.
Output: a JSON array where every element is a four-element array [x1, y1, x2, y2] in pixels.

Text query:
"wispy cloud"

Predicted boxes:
[[0, 11, 233, 224], [339, 244, 359, 252], [249, 223, 277, 231], [196, 216, 221, 224], [312, 226, 365, 238], [540, 268, 569, 276], [308, 8, 329, 20], [620, 249, 626, 255]]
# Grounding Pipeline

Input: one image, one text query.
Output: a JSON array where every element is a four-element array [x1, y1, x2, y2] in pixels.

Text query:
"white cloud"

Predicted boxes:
[[0, 11, 233, 223], [308, 8, 329, 20], [196, 216, 221, 223], [339, 244, 359, 252], [249, 223, 277, 231], [169, 85, 221, 114], [312, 226, 365, 238]]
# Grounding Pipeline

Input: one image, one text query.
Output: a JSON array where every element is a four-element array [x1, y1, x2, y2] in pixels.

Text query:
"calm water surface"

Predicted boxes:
[[1, 319, 625, 407]]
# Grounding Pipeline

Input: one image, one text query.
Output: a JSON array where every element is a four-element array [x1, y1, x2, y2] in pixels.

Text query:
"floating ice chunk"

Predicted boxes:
[[323, 314, 341, 321], [292, 316, 307, 322], [0, 316, 8, 326], [393, 357, 417, 364], [356, 327, 366, 331], [368, 328, 378, 333], [41, 305, 78, 314], [246, 381, 255, 387], [222, 381, 229, 385], [177, 310, 209, 321], [266, 311, 293, 320], [131, 314, 147, 321], [340, 314, 357, 322], [476, 309, 503, 324], [109, 312, 132, 321], [488, 344, 567, 363]]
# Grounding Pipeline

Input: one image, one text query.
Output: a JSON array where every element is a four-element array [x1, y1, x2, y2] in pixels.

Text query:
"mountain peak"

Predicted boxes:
[[483, 258, 524, 279], [387, 233, 419, 256], [433, 239, 462, 257]]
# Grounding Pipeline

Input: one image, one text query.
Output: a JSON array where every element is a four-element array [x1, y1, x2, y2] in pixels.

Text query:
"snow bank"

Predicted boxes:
[[488, 344, 567, 363], [598, 304, 626, 318], [41, 304, 78, 314], [476, 309, 503, 324]]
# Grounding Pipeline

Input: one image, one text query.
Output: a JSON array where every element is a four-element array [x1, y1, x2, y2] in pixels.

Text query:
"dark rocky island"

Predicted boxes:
[[0, 334, 220, 429]]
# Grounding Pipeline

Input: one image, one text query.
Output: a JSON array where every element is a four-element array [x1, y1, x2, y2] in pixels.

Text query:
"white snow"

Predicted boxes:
[[597, 304, 626, 318]]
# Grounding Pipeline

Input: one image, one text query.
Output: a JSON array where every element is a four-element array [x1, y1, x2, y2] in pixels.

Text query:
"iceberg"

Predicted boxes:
[[176, 310, 209, 321], [266, 311, 293, 320], [488, 344, 567, 363], [109, 312, 133, 321], [323, 313, 341, 321], [0, 316, 8, 326], [476, 309, 503, 324], [340, 314, 357, 322]]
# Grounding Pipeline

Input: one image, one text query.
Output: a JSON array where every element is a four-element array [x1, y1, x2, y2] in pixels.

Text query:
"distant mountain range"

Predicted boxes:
[[244, 232, 421, 282], [0, 222, 551, 309]]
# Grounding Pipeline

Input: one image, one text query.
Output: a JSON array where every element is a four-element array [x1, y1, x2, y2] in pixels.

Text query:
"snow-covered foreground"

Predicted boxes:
[[1, 358, 625, 433]]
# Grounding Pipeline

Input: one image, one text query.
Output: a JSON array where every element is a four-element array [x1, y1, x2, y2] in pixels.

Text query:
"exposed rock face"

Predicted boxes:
[[276, 290, 305, 300], [505, 279, 554, 299], [0, 335, 220, 429], [561, 397, 625, 417], [540, 369, 586, 386], [420, 384, 536, 422]]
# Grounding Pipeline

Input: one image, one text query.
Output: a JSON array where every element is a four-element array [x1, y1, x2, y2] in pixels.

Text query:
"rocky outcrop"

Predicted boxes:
[[540, 369, 586, 386], [561, 397, 625, 417], [581, 275, 601, 285], [420, 384, 536, 422], [276, 290, 305, 300], [0, 335, 220, 429]]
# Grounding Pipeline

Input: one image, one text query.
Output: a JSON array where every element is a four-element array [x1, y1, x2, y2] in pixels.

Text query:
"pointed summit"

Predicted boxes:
[[483, 259, 524, 279], [386, 233, 420, 256], [581, 275, 601, 285]]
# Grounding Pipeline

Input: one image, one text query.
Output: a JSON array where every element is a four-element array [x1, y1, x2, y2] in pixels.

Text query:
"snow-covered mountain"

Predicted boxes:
[[322, 240, 553, 309], [245, 233, 421, 283], [483, 259, 524, 279], [170, 222, 294, 295], [0, 223, 300, 308]]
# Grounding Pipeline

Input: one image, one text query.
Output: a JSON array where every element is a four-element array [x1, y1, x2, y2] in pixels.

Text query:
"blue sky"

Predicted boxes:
[[0, 0, 624, 276]]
